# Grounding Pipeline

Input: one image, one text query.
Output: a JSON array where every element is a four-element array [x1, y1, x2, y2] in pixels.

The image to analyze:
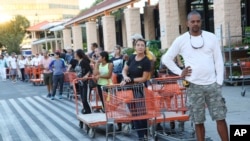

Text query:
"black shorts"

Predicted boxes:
[[43, 73, 53, 85]]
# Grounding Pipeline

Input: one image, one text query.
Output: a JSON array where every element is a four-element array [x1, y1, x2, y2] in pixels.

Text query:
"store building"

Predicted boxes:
[[58, 0, 250, 51]]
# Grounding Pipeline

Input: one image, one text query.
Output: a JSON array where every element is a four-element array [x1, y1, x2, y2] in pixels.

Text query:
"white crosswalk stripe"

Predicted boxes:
[[0, 100, 32, 141], [9, 99, 51, 141], [25, 97, 79, 141], [0, 101, 14, 141], [0, 95, 138, 141]]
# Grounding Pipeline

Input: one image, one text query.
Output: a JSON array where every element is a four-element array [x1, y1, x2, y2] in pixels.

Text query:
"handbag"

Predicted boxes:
[[88, 79, 97, 89]]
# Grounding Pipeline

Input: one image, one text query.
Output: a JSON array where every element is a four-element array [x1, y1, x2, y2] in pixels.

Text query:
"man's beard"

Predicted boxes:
[[192, 26, 201, 33]]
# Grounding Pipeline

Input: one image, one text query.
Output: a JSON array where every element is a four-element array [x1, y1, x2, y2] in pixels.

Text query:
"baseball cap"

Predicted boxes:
[[131, 33, 143, 40]]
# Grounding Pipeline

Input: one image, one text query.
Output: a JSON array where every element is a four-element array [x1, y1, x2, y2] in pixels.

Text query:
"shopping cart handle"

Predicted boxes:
[[72, 77, 94, 84]]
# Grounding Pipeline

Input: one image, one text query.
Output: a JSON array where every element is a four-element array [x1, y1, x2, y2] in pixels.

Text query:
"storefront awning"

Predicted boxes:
[[31, 38, 62, 45], [65, 0, 139, 26]]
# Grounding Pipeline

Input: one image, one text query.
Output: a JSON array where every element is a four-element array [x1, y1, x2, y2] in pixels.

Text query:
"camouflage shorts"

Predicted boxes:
[[186, 82, 227, 124]]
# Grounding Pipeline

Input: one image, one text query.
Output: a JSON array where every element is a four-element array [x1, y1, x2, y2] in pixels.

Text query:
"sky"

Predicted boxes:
[[79, 0, 159, 10], [79, 0, 96, 9]]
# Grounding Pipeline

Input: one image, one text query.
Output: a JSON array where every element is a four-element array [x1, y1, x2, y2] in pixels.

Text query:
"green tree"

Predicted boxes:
[[78, 0, 103, 15], [0, 15, 30, 54]]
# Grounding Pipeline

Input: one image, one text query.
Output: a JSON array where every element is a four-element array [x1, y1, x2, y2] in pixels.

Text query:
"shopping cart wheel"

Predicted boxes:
[[241, 90, 246, 97], [170, 121, 175, 129], [154, 135, 158, 141], [88, 128, 95, 138], [33, 82, 36, 86], [79, 121, 83, 129], [122, 123, 131, 134]]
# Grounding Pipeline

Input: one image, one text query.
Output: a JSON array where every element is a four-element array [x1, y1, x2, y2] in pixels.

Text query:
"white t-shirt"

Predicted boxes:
[[161, 31, 224, 85], [18, 59, 26, 69], [31, 57, 41, 66], [25, 58, 33, 66], [9, 57, 17, 69]]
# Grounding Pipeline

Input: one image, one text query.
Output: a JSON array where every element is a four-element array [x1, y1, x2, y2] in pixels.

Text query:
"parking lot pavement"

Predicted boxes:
[[205, 86, 250, 141]]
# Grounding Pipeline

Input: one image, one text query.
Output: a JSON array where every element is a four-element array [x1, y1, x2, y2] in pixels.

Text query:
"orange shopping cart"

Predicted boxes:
[[238, 58, 250, 96], [102, 83, 161, 141], [150, 76, 212, 141], [64, 72, 78, 99], [30, 66, 44, 86], [72, 77, 106, 139]]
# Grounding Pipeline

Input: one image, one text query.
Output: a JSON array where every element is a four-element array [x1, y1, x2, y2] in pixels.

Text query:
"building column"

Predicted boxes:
[[54, 31, 59, 50], [86, 21, 98, 52], [63, 28, 72, 49], [102, 15, 116, 52], [72, 24, 83, 50], [159, 0, 181, 49], [214, 0, 241, 45], [121, 14, 127, 47], [124, 8, 141, 47], [144, 5, 155, 40], [178, 0, 187, 34]]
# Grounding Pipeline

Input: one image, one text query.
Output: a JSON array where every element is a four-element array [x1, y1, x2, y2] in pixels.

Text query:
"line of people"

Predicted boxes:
[[0, 11, 229, 141]]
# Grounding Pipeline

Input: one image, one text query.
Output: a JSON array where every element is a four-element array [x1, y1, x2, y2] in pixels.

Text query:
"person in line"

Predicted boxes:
[[121, 38, 151, 140], [31, 54, 41, 67], [131, 34, 156, 79], [24, 56, 33, 80], [93, 51, 113, 112], [91, 47, 103, 64], [49, 51, 66, 100], [4, 53, 11, 79], [88, 42, 98, 58], [74, 49, 92, 114], [25, 56, 33, 66], [110, 45, 124, 83], [66, 49, 78, 72], [40, 51, 53, 98], [0, 54, 7, 81], [18, 55, 26, 82], [162, 10, 229, 141], [9, 52, 18, 83], [65, 49, 74, 64]]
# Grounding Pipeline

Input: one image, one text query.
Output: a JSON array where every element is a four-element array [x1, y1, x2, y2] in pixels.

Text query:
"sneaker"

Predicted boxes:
[[51, 96, 55, 100], [58, 95, 63, 99], [47, 93, 51, 98]]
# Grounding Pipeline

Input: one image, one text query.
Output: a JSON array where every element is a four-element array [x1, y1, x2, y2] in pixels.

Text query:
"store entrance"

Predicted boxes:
[[186, 0, 214, 33], [242, 0, 250, 28]]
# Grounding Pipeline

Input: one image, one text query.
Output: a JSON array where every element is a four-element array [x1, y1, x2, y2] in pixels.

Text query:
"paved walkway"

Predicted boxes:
[[0, 80, 249, 141]]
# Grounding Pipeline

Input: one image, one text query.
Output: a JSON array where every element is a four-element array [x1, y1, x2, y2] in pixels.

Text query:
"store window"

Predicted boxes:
[[187, 0, 214, 33]]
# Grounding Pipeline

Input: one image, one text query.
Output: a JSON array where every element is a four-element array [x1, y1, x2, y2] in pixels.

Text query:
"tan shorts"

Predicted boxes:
[[186, 82, 227, 124]]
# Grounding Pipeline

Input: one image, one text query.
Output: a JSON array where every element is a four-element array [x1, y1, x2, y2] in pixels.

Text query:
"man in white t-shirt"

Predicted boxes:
[[162, 11, 228, 141], [0, 54, 7, 81], [31, 54, 41, 67], [9, 52, 18, 83]]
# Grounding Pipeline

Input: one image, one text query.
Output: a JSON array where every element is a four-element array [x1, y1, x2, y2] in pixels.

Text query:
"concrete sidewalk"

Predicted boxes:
[[204, 86, 250, 140]]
